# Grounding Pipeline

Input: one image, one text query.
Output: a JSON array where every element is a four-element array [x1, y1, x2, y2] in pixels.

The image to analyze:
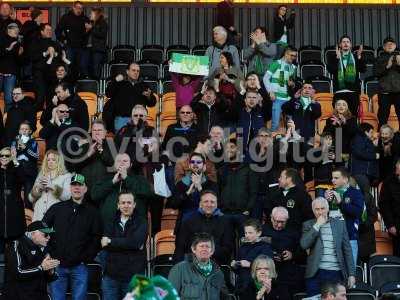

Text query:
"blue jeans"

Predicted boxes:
[[114, 116, 131, 133], [271, 99, 287, 131], [102, 275, 130, 300], [50, 263, 88, 300], [89, 49, 106, 80], [0, 74, 16, 112], [350, 240, 358, 265], [306, 269, 343, 297], [66, 47, 89, 78]]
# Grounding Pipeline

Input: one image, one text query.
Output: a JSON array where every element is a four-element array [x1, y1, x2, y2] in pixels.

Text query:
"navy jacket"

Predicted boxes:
[[350, 132, 379, 179], [237, 106, 268, 149]]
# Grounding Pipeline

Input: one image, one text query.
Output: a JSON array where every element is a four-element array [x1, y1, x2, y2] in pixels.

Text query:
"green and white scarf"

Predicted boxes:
[[300, 96, 311, 110], [194, 258, 213, 277], [338, 52, 357, 90]]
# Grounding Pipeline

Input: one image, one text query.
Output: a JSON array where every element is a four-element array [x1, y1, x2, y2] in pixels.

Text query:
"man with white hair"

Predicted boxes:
[[301, 197, 355, 297], [205, 26, 240, 75]]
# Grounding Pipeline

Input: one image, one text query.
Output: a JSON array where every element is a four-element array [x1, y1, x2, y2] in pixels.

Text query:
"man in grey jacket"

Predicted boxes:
[[243, 26, 277, 78], [168, 232, 227, 300], [300, 197, 355, 297]]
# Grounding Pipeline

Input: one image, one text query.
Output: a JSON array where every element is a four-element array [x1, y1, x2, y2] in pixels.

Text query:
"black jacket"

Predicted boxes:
[[106, 79, 157, 118], [4, 235, 56, 300], [379, 174, 400, 231], [104, 212, 147, 280], [375, 51, 400, 93], [5, 97, 36, 144], [161, 122, 200, 159], [43, 199, 103, 267], [174, 210, 234, 265], [40, 94, 89, 131], [191, 92, 228, 135], [350, 131, 379, 179], [39, 120, 77, 151], [30, 37, 64, 72], [265, 186, 314, 232], [55, 11, 90, 48], [238, 278, 291, 300], [0, 165, 26, 240], [378, 132, 400, 181], [273, 13, 295, 42], [20, 20, 40, 56], [0, 17, 21, 37], [0, 33, 22, 75], [88, 18, 108, 52], [323, 116, 358, 155]]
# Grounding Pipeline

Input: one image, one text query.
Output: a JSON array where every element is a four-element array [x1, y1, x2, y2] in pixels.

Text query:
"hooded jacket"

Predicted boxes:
[[205, 42, 240, 76]]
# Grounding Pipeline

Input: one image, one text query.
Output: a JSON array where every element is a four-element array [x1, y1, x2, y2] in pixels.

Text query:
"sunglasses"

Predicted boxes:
[[0, 154, 11, 158], [58, 110, 69, 113], [133, 114, 145, 117], [180, 111, 192, 115], [190, 160, 203, 165]]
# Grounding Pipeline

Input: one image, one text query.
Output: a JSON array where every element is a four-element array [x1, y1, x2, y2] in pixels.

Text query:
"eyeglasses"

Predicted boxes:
[[133, 114, 145, 117], [258, 134, 270, 138], [12, 92, 22, 96], [0, 154, 11, 158], [190, 160, 203, 165], [180, 111, 192, 115], [256, 267, 270, 271], [58, 110, 69, 113], [272, 218, 287, 224]]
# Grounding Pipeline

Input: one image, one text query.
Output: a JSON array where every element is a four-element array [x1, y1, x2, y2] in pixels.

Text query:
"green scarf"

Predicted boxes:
[[194, 258, 213, 277], [254, 55, 267, 77], [254, 279, 263, 291], [300, 96, 311, 110], [337, 52, 356, 90], [335, 185, 348, 199]]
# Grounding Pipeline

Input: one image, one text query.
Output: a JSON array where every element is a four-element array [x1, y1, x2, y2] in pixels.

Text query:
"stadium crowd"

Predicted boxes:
[[0, 0, 400, 299]]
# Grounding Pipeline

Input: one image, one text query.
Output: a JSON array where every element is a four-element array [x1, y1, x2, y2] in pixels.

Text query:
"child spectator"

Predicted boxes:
[[10, 121, 38, 208], [231, 218, 273, 292]]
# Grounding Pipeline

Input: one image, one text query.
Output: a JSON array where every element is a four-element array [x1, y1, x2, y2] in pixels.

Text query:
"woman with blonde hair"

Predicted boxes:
[[29, 150, 72, 221], [238, 255, 290, 300], [323, 99, 358, 160]]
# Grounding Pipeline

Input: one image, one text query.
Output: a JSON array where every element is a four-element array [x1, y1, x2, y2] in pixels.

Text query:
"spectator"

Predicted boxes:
[[350, 122, 379, 183], [273, 5, 295, 43], [326, 35, 366, 116], [55, 0, 91, 79], [4, 221, 60, 300], [282, 82, 321, 143], [263, 46, 297, 131], [30, 23, 67, 112], [313, 132, 335, 196], [0, 3, 21, 36], [41, 82, 89, 131], [244, 26, 277, 78], [168, 232, 228, 300], [218, 138, 258, 230], [114, 104, 155, 161], [232, 219, 273, 292], [170, 70, 202, 111], [205, 26, 240, 75], [325, 167, 364, 263], [0, 22, 24, 112], [378, 124, 400, 181], [43, 174, 102, 300], [262, 207, 305, 297], [376, 37, 400, 129], [161, 105, 200, 161], [87, 7, 108, 80], [10, 121, 39, 207], [46, 64, 74, 109], [101, 191, 147, 300], [0, 109, 4, 148], [91, 153, 153, 224], [321, 282, 347, 300], [20, 8, 42, 52], [209, 125, 225, 166], [39, 103, 77, 150], [172, 152, 218, 224], [300, 197, 355, 297], [105, 62, 157, 132], [238, 255, 290, 300], [379, 159, 400, 257], [323, 99, 358, 161], [4, 86, 36, 144], [265, 168, 314, 232], [29, 149, 72, 221], [209, 52, 244, 108], [191, 85, 228, 135], [0, 147, 26, 247], [174, 190, 234, 265]]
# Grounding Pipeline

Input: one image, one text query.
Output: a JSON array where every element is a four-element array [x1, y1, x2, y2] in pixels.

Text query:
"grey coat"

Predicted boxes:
[[168, 255, 227, 300], [243, 42, 278, 76], [205, 43, 240, 76], [300, 218, 355, 279]]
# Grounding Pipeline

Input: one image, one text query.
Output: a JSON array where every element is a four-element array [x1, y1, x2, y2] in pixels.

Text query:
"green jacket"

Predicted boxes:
[[218, 163, 258, 213], [168, 255, 227, 300], [91, 173, 153, 223]]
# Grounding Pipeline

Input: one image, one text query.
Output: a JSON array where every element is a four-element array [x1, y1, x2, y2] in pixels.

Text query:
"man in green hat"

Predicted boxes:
[[4, 220, 60, 300]]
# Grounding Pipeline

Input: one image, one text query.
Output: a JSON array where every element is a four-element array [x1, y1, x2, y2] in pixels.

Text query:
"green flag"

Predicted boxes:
[[169, 53, 209, 76]]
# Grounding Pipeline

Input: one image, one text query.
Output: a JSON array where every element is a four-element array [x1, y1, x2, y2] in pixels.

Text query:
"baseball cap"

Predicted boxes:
[[383, 37, 396, 45], [71, 173, 86, 185], [27, 221, 55, 234], [7, 23, 19, 30]]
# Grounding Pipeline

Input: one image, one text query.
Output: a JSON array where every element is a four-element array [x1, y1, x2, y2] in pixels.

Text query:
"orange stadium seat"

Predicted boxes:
[[0, 93, 4, 114], [161, 92, 176, 117], [317, 114, 331, 134], [33, 111, 42, 138], [147, 93, 160, 128], [361, 114, 379, 131], [314, 93, 333, 115], [36, 139, 46, 164], [78, 92, 98, 118], [161, 209, 179, 231], [154, 229, 175, 257]]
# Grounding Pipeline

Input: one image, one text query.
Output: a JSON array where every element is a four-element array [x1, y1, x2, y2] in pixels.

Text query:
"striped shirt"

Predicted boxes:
[[318, 222, 340, 271], [263, 58, 296, 101]]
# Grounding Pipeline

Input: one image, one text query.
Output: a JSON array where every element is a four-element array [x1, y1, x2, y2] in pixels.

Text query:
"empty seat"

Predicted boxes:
[[380, 281, 400, 295], [139, 63, 160, 80], [356, 264, 365, 283], [161, 92, 177, 116], [108, 63, 128, 79], [365, 78, 380, 99], [144, 80, 160, 94], [300, 62, 325, 79], [314, 93, 334, 116], [347, 282, 376, 300], [111, 45, 136, 63], [361, 114, 379, 131], [360, 64, 375, 81], [78, 92, 98, 118], [151, 254, 174, 277], [76, 79, 99, 94], [154, 229, 175, 257], [324, 46, 337, 66], [36, 138, 46, 164], [162, 64, 171, 80], [162, 80, 174, 94], [192, 45, 208, 56], [141, 45, 164, 65], [310, 76, 332, 93], [369, 255, 400, 290], [161, 209, 179, 231], [166, 44, 190, 60], [299, 45, 322, 64]]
